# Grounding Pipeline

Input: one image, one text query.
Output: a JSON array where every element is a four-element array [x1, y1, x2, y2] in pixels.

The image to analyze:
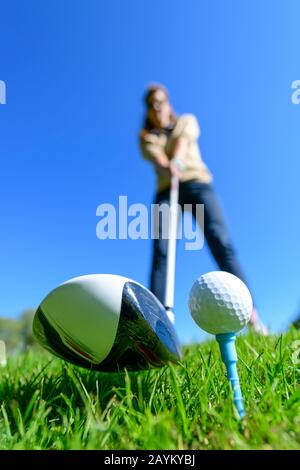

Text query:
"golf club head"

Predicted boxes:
[[33, 274, 182, 372]]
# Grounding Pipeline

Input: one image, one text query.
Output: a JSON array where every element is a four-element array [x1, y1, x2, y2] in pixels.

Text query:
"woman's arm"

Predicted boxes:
[[170, 136, 189, 172], [152, 138, 189, 177], [172, 136, 189, 159], [140, 133, 182, 177]]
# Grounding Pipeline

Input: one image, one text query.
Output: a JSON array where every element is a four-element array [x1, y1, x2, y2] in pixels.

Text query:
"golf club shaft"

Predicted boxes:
[[216, 333, 246, 419], [0, 340, 7, 367], [164, 175, 179, 323]]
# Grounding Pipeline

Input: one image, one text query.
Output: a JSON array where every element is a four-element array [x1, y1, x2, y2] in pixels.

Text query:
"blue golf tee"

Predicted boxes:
[[216, 332, 246, 419]]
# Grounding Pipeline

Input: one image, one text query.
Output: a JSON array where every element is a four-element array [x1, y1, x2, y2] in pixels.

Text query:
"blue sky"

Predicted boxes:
[[1, 0, 299, 343]]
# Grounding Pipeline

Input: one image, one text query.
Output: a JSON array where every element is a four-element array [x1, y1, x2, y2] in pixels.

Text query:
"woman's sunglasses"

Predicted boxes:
[[147, 98, 168, 110]]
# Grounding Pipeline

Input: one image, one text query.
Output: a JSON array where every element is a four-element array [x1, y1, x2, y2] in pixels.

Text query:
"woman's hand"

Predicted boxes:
[[169, 160, 184, 177], [156, 157, 183, 178], [154, 152, 184, 178]]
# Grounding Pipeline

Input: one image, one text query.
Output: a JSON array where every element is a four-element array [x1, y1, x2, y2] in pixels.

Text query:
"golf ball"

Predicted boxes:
[[188, 271, 253, 334]]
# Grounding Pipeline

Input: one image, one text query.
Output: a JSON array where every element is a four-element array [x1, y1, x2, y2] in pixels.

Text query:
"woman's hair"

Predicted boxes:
[[141, 83, 177, 134]]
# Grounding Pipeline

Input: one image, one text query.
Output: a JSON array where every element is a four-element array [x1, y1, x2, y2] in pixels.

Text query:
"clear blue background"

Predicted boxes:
[[1, 0, 299, 343]]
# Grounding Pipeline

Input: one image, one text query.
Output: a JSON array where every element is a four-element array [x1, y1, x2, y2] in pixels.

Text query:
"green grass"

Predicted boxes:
[[0, 328, 299, 450]]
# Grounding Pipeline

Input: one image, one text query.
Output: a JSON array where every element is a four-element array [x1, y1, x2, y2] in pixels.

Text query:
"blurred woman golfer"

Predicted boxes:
[[139, 83, 268, 334]]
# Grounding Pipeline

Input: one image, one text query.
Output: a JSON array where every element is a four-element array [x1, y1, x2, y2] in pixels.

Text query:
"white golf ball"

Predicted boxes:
[[188, 271, 253, 334]]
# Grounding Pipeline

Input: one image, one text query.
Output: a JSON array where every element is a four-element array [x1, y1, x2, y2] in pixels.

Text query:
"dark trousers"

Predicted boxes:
[[150, 181, 250, 304]]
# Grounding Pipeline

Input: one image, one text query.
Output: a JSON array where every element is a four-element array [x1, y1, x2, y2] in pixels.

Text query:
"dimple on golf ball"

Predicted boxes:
[[188, 271, 253, 335]]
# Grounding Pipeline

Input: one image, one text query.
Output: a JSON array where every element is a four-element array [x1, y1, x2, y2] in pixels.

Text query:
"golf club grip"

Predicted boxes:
[[164, 175, 179, 313]]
